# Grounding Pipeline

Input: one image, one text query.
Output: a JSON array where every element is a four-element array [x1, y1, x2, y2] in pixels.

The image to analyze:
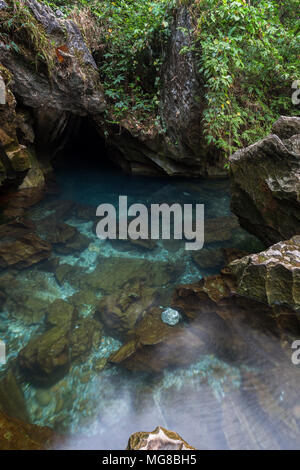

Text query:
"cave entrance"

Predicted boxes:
[[52, 117, 119, 173]]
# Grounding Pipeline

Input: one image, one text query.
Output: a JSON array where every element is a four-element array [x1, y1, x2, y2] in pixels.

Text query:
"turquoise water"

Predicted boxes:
[[1, 165, 300, 450]]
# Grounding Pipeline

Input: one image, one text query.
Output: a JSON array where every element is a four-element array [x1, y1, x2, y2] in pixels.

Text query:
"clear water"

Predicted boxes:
[[1, 165, 300, 450]]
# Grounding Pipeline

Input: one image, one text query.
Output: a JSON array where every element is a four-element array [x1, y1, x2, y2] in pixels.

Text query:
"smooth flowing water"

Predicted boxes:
[[1, 161, 300, 450]]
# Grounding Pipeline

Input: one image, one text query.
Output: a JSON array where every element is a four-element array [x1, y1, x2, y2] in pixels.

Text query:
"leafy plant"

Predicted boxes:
[[184, 0, 300, 157]]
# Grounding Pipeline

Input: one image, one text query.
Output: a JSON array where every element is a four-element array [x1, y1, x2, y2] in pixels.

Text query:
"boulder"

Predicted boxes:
[[0, 233, 51, 269], [127, 426, 195, 450], [229, 236, 300, 311], [230, 116, 300, 245], [97, 280, 157, 339], [18, 325, 72, 384], [18, 316, 102, 384]]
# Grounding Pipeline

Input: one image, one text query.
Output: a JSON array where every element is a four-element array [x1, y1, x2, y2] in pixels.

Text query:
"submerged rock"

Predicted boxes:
[[109, 307, 207, 372], [127, 426, 195, 450], [161, 307, 181, 326], [97, 280, 157, 339], [230, 116, 300, 245], [0, 233, 51, 269], [18, 312, 102, 385], [0, 369, 29, 422], [0, 410, 60, 450]]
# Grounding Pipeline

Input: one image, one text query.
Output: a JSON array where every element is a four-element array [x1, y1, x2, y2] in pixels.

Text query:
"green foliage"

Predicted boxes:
[[97, 0, 172, 121], [0, 0, 55, 73], [185, 0, 300, 157], [44, 0, 175, 122]]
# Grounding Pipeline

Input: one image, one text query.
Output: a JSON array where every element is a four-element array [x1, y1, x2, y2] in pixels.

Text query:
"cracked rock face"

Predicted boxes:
[[229, 116, 300, 246], [0, 0, 105, 116], [127, 426, 195, 450], [229, 236, 300, 311]]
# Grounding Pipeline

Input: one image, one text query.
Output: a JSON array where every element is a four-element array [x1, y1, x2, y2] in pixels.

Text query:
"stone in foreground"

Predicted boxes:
[[229, 236, 300, 311], [127, 426, 195, 450]]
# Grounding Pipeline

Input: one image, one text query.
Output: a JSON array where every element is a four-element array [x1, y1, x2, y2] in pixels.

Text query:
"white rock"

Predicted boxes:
[[161, 308, 181, 326]]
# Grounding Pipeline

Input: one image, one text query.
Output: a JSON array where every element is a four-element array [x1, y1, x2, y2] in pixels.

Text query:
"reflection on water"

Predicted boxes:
[[0, 166, 300, 450]]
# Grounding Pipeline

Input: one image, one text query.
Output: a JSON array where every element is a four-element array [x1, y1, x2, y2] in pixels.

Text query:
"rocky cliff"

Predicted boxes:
[[0, 1, 226, 190]]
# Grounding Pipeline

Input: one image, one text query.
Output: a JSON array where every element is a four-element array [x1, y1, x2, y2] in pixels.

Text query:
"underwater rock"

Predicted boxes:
[[109, 307, 206, 372], [229, 236, 300, 311], [68, 257, 183, 296], [0, 410, 60, 450], [127, 426, 196, 450], [205, 216, 239, 244], [111, 237, 158, 252], [46, 299, 78, 329], [97, 280, 157, 339], [69, 318, 102, 362], [192, 247, 225, 271], [0, 369, 29, 422], [230, 116, 300, 245], [35, 389, 52, 408], [37, 219, 90, 255], [0, 233, 51, 269], [222, 248, 250, 265], [18, 316, 102, 384], [161, 307, 181, 326], [18, 325, 71, 384], [0, 187, 45, 221]]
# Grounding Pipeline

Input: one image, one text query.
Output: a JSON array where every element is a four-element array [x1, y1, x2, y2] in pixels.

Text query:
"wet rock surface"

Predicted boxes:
[[127, 426, 195, 450], [230, 116, 300, 246], [229, 236, 300, 311]]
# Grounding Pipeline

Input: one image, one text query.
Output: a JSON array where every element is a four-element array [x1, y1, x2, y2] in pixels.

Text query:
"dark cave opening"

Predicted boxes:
[[52, 117, 120, 173]]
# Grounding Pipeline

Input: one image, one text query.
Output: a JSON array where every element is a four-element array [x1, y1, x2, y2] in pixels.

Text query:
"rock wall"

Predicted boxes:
[[230, 116, 300, 246]]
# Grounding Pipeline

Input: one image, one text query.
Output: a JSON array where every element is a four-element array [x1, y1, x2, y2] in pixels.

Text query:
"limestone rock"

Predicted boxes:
[[229, 236, 300, 311], [0, 0, 105, 116], [230, 116, 300, 245], [127, 426, 195, 450]]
